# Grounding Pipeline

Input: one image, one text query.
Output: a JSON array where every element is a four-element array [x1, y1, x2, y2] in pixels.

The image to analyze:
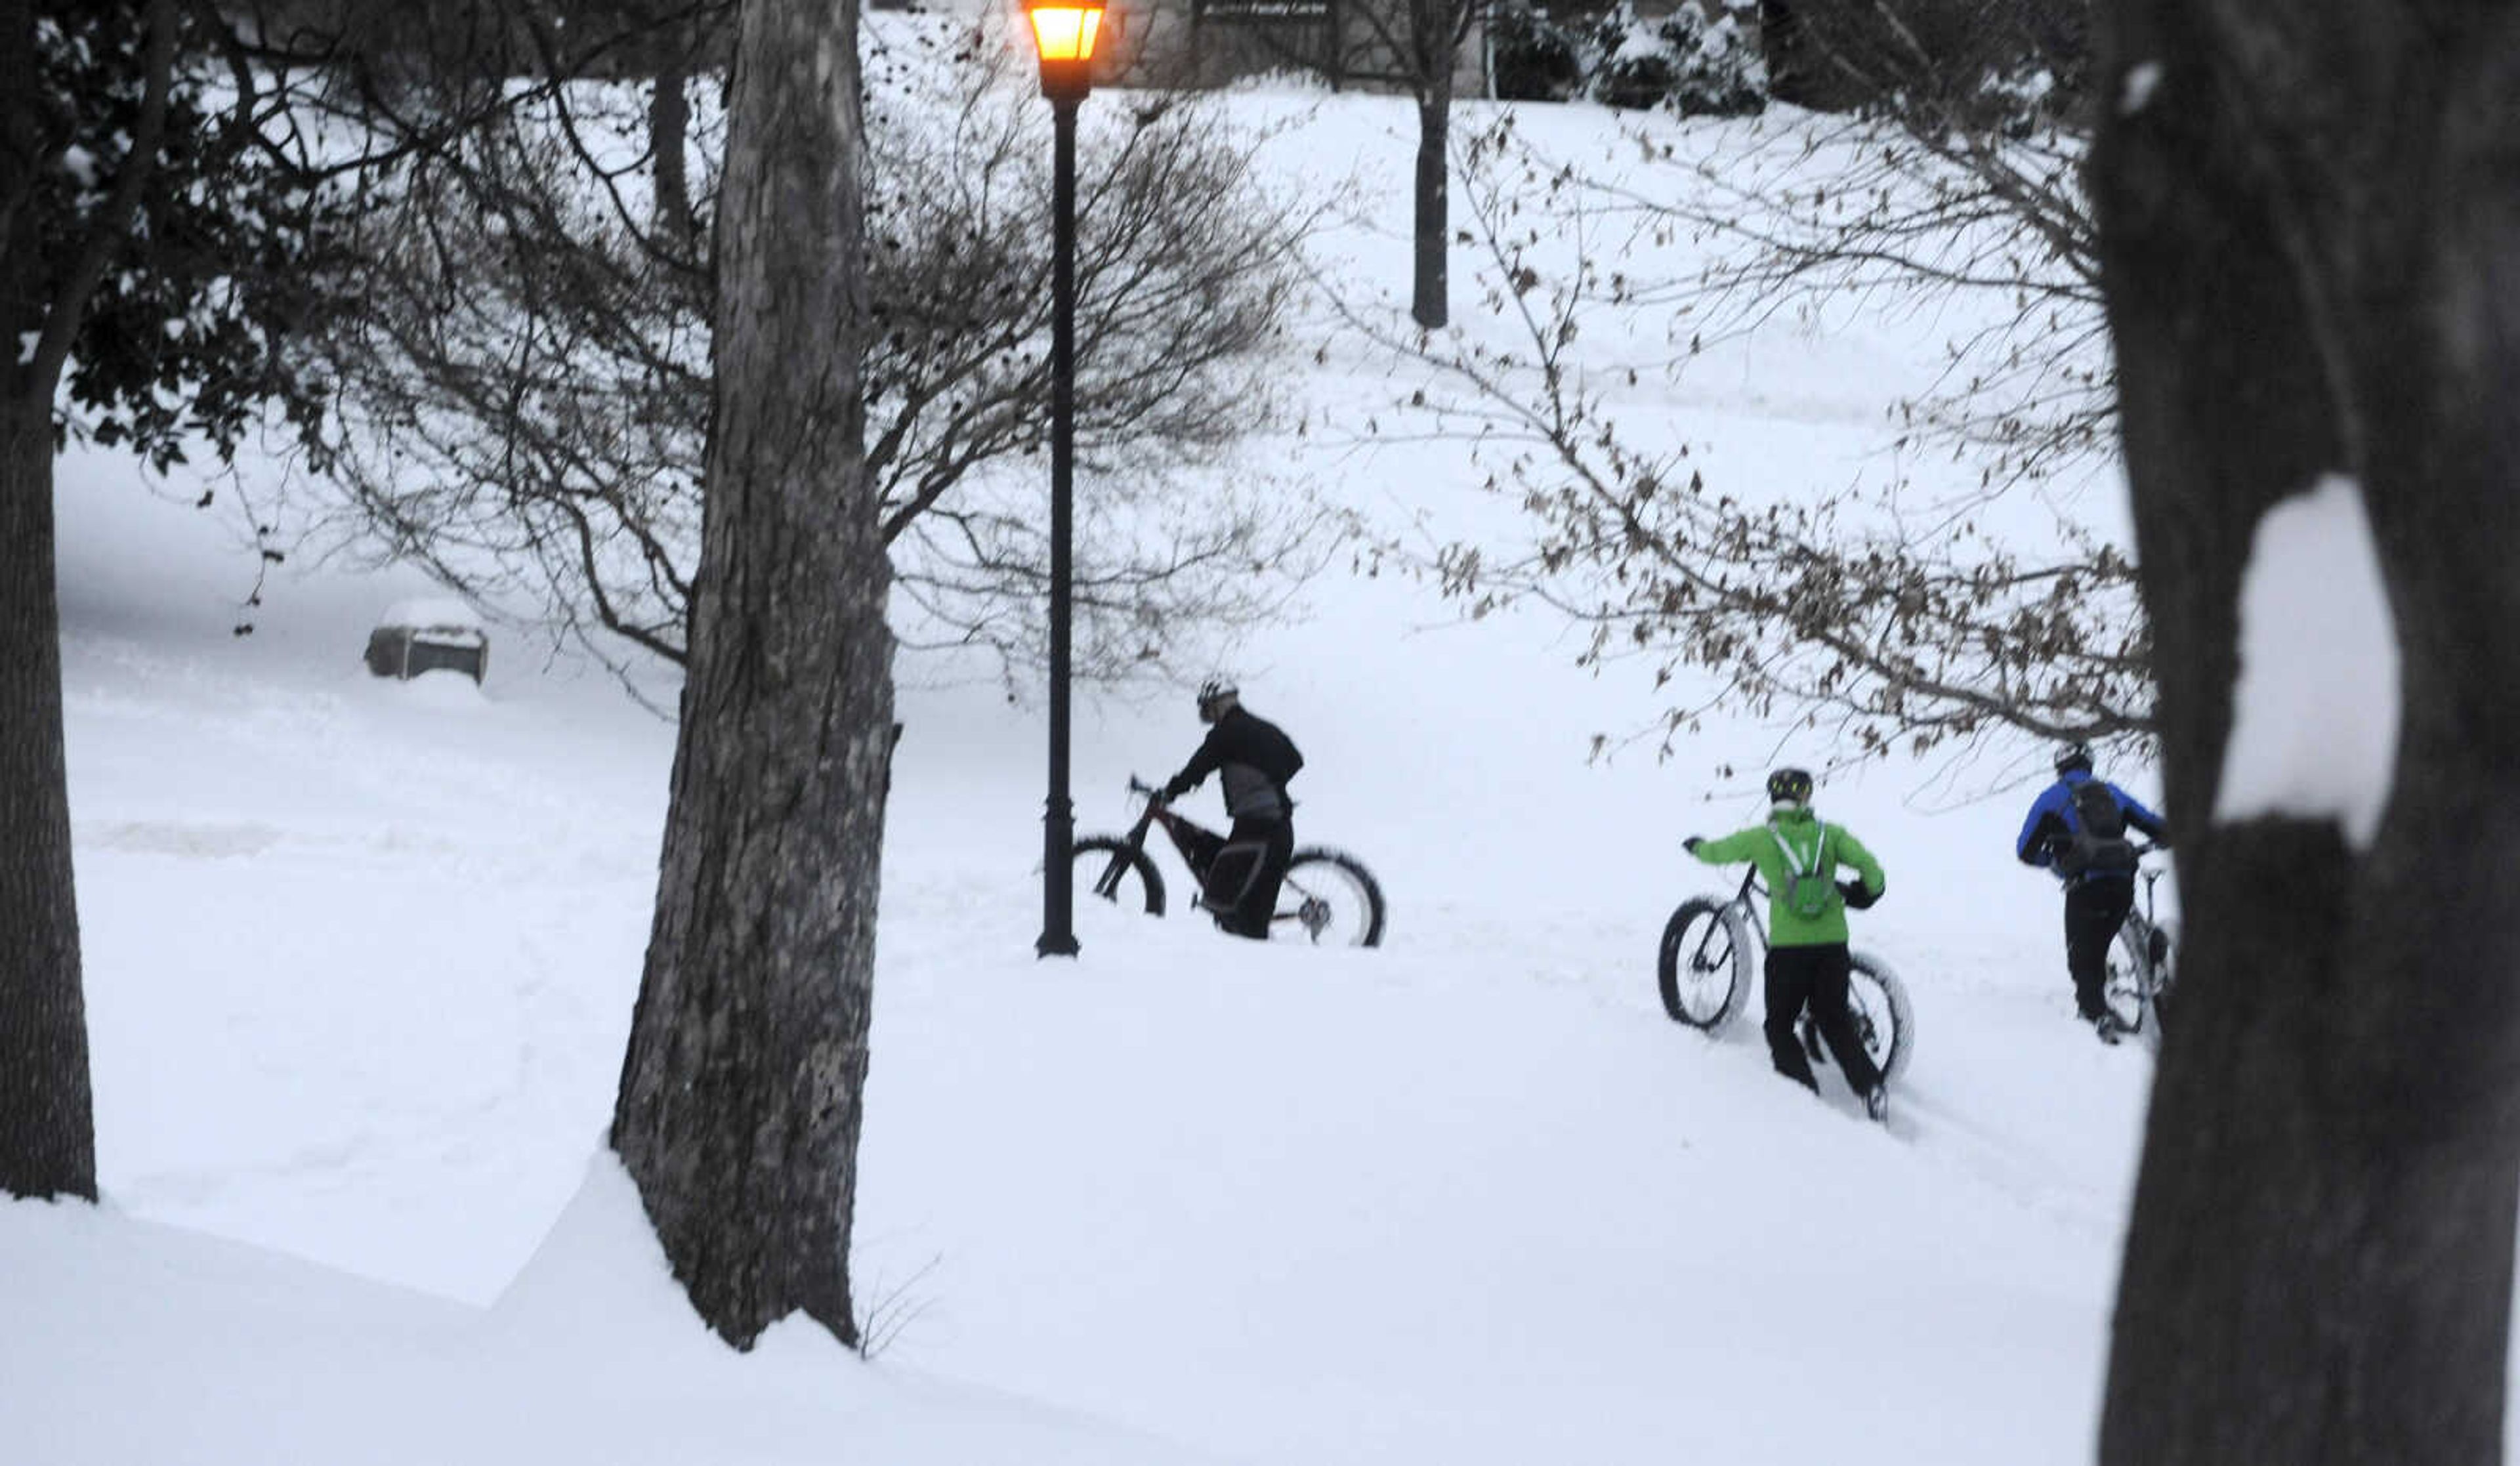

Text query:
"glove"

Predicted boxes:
[[1838, 879, 1880, 910], [1683, 835, 1704, 854], [1160, 774, 1193, 801]]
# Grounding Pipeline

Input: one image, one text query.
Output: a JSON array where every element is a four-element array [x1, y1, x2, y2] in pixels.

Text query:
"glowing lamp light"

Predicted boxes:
[[1022, 0, 1105, 100], [1026, 4, 1102, 62]]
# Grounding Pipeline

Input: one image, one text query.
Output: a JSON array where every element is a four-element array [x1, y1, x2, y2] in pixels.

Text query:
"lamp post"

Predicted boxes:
[[1024, 0, 1104, 958]]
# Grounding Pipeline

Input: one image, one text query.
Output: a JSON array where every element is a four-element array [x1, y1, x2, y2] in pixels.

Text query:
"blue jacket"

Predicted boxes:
[[2017, 769, 2167, 883]]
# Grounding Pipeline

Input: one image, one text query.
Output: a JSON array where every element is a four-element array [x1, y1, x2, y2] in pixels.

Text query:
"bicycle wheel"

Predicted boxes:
[[2104, 913, 2172, 1046], [2150, 919, 2177, 1022], [1845, 952, 1914, 1085], [1073, 835, 1165, 915], [1271, 847, 1386, 947], [1658, 898, 1752, 1030]]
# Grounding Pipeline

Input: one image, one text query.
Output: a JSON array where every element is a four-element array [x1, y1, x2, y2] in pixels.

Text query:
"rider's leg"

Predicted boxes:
[[1761, 948, 1822, 1091], [1203, 817, 1288, 939], [1803, 944, 1885, 1095], [1232, 818, 1294, 937], [1200, 841, 1263, 930], [2063, 879, 2133, 1020]]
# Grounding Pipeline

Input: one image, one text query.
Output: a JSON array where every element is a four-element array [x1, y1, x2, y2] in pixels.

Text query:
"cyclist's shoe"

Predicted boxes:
[[1863, 1084, 1890, 1124], [2090, 1011, 2128, 1045]]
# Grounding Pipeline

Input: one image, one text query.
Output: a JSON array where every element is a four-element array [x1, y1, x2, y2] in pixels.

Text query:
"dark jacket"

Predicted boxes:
[[1166, 707, 1303, 821], [2017, 770, 2167, 883]]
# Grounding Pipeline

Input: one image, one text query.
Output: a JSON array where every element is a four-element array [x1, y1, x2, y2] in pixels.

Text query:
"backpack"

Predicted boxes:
[[1768, 821, 1836, 920], [2057, 780, 2138, 878]]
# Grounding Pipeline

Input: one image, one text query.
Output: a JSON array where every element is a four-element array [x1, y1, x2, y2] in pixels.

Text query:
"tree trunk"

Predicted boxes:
[[1757, 0, 1822, 107], [650, 42, 694, 250], [1411, 85, 1449, 329], [0, 407, 97, 1203], [0, 0, 98, 1202], [2091, 4, 2520, 1461], [609, 0, 892, 1352]]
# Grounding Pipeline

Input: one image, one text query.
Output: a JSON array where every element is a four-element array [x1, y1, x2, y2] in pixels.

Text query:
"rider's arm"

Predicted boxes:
[[2016, 787, 2065, 867], [2112, 784, 2170, 845], [1689, 826, 1763, 866], [1163, 727, 1227, 799], [1832, 826, 1885, 899]]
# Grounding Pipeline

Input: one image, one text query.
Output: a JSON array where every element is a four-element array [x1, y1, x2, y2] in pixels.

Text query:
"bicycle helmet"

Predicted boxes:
[[2055, 741, 2094, 777], [1195, 676, 1239, 722], [1765, 766, 1814, 807]]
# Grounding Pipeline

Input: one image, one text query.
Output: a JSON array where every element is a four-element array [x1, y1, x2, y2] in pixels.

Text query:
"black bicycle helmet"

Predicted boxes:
[[2055, 741, 2094, 777], [1765, 766, 1814, 806]]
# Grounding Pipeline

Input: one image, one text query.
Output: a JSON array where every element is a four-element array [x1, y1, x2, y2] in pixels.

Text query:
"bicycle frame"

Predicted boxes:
[[1717, 866, 1770, 960], [1080, 778, 1388, 947], [2130, 842, 2174, 1003], [1095, 778, 1232, 897], [1093, 778, 1355, 940]]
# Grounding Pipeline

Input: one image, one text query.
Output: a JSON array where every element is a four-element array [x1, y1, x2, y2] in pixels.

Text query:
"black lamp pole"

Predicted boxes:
[[1036, 54, 1089, 959]]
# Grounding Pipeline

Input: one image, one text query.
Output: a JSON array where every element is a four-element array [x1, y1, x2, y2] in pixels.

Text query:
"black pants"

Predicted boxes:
[[1204, 816, 1293, 940], [2065, 878, 2135, 1020], [1764, 944, 1883, 1096]]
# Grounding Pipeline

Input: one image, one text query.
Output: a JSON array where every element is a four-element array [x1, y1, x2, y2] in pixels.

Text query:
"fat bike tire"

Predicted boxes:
[[1658, 898, 1752, 1030], [2104, 914, 2171, 1052], [1845, 951, 1914, 1085], [1276, 847, 1387, 947], [1074, 835, 1165, 916]]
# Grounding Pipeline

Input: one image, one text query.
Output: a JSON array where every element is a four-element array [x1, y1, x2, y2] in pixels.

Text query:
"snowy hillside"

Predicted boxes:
[[0, 70, 2248, 1466]]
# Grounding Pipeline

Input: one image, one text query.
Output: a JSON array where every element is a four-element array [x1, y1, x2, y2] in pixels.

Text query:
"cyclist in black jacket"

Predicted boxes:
[[1162, 678, 1304, 938]]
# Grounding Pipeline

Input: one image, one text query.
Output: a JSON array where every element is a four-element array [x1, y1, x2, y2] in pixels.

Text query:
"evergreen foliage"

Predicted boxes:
[[1488, 5, 1583, 102], [18, 0, 348, 471], [1492, 0, 1767, 117]]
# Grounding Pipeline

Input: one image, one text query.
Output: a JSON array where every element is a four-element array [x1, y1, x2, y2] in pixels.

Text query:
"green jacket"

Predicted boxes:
[[1690, 805, 1885, 948]]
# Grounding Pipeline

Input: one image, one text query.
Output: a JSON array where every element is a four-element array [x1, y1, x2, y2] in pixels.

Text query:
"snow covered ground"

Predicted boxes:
[[2, 72, 2227, 1466]]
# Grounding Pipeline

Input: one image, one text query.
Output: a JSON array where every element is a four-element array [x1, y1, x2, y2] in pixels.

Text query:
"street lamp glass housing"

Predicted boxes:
[[1026, 3, 1102, 60], [1022, 0, 1104, 98]]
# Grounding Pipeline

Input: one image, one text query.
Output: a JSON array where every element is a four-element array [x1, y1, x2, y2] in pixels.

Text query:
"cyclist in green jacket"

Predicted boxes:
[[1685, 767, 1891, 1122]]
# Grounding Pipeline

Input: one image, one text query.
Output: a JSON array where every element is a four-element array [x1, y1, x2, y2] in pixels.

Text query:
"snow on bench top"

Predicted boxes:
[[377, 598, 486, 632]]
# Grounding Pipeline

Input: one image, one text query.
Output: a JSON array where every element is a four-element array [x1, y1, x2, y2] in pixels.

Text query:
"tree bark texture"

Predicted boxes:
[[650, 44, 695, 249], [0, 408, 97, 1203], [609, 0, 892, 1351], [1411, 85, 1450, 329], [2091, 4, 2520, 1461], [0, 0, 100, 1204]]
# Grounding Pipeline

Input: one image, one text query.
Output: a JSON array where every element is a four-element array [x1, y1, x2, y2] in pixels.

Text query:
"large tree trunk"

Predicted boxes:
[[0, 407, 96, 1203], [609, 0, 892, 1352], [1410, 84, 1450, 329], [0, 0, 99, 1204], [2091, 4, 2520, 1461]]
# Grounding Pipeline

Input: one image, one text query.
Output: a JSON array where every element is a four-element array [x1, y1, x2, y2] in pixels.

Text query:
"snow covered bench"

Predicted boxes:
[[364, 598, 489, 684]]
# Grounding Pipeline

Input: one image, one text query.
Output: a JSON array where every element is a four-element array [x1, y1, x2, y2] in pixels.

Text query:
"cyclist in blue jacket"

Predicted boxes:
[[2017, 742, 2169, 1040]]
